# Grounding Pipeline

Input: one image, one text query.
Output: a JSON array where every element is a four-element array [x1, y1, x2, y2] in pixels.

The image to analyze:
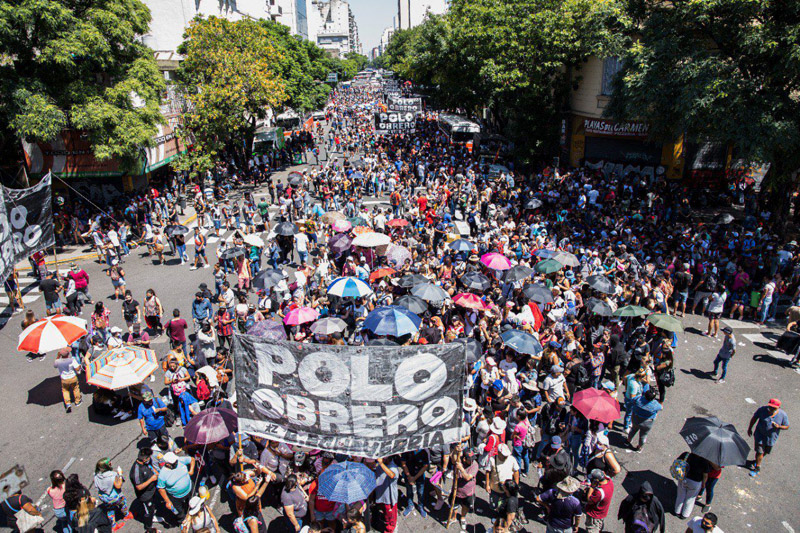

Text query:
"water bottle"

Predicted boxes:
[[198, 481, 209, 501]]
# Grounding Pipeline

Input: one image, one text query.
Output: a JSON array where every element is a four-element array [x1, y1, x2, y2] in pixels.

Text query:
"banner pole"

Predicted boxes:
[[238, 433, 244, 472], [445, 446, 460, 529]]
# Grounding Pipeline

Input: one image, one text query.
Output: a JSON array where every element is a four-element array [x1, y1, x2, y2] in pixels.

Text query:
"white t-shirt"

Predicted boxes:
[[295, 233, 309, 253], [542, 374, 567, 400], [687, 517, 723, 533], [488, 456, 519, 491], [54, 357, 80, 380]]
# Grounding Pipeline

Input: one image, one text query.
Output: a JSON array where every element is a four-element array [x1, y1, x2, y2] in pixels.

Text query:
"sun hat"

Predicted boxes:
[[162, 452, 179, 465], [463, 398, 478, 412], [497, 443, 511, 457], [490, 417, 507, 434], [188, 496, 204, 515], [556, 476, 581, 494]]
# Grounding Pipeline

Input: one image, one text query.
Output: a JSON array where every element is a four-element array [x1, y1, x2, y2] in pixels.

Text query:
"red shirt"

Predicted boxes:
[[586, 478, 614, 519]]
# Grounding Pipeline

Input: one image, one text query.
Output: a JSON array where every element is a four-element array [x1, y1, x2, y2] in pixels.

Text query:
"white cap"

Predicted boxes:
[[162, 452, 179, 465]]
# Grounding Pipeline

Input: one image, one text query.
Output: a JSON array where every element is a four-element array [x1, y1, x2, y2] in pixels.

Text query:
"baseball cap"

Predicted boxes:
[[548, 340, 562, 349], [768, 398, 781, 408], [589, 468, 606, 481], [142, 390, 154, 401], [550, 436, 562, 448], [722, 326, 733, 334], [551, 364, 563, 373]]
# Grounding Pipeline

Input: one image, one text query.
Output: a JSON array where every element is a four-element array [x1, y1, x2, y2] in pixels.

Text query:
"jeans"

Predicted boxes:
[[568, 433, 582, 470], [546, 525, 573, 533], [176, 244, 187, 262], [298, 250, 308, 264], [628, 416, 655, 447], [512, 444, 529, 474], [624, 396, 637, 429], [54, 506, 72, 533], [758, 297, 772, 322], [404, 477, 426, 511], [674, 477, 703, 518], [713, 356, 730, 379], [698, 476, 719, 505]]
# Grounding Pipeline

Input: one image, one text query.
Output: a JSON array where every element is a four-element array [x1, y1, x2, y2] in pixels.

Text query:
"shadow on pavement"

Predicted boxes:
[[621, 469, 675, 508], [26, 376, 63, 406], [680, 367, 716, 381], [753, 352, 793, 368]]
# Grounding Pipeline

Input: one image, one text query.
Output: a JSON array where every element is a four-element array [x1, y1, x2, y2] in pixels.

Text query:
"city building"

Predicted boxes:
[[309, 0, 361, 57], [397, 0, 448, 30], [141, 0, 311, 53], [378, 25, 395, 56]]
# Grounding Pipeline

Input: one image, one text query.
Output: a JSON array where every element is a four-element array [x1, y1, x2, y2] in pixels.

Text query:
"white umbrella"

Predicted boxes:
[[243, 234, 265, 247], [18, 315, 88, 353], [352, 232, 391, 248]]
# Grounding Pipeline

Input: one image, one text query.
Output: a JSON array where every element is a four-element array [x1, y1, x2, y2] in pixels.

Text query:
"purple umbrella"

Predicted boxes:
[[329, 233, 354, 254], [385, 244, 412, 266], [247, 319, 287, 340], [184, 407, 238, 444]]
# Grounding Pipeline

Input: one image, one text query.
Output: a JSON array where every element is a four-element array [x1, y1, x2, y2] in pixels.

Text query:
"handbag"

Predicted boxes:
[[6, 497, 44, 533], [670, 452, 689, 481], [658, 368, 675, 387]]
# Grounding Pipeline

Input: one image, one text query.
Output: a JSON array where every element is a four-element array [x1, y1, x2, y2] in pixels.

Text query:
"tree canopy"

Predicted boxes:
[[381, 0, 628, 159], [607, 0, 800, 195], [0, 0, 165, 172]]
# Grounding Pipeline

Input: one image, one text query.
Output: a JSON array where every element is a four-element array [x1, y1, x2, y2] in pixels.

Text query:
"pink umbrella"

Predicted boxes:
[[284, 307, 320, 325], [480, 252, 512, 271], [453, 293, 488, 311], [333, 220, 352, 233]]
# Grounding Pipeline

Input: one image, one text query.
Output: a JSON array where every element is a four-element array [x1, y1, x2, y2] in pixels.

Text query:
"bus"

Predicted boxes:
[[437, 114, 481, 150]]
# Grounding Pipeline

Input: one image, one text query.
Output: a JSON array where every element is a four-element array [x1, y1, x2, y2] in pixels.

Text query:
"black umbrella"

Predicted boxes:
[[397, 274, 429, 289], [253, 268, 287, 290], [586, 274, 616, 294], [524, 198, 543, 210], [503, 265, 534, 283], [366, 338, 398, 346], [448, 239, 473, 253], [274, 222, 299, 236], [287, 172, 304, 187], [411, 282, 450, 304], [220, 247, 245, 261], [500, 329, 543, 356], [585, 297, 613, 317], [679, 416, 751, 467], [463, 338, 483, 365], [396, 294, 428, 315], [165, 224, 190, 237], [460, 271, 492, 292], [522, 283, 554, 304]]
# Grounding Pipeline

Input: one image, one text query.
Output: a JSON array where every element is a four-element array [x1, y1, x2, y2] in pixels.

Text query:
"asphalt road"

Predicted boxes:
[[2, 159, 799, 533]]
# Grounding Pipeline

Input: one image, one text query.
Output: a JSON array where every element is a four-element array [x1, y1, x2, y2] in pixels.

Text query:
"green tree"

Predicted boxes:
[[175, 17, 286, 175], [382, 0, 627, 159], [0, 0, 165, 172], [344, 52, 369, 73], [607, 0, 800, 225]]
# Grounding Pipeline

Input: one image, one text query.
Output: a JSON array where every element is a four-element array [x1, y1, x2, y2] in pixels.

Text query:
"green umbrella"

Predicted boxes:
[[534, 259, 564, 274], [613, 305, 651, 317], [647, 313, 683, 332], [348, 216, 367, 226]]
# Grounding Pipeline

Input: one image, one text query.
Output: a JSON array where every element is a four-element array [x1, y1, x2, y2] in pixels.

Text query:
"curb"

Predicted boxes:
[[17, 213, 199, 271]]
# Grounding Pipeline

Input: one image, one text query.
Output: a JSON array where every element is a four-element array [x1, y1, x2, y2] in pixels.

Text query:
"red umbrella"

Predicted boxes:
[[18, 315, 88, 353], [370, 267, 396, 282], [387, 219, 409, 228], [453, 293, 488, 310], [572, 388, 621, 424]]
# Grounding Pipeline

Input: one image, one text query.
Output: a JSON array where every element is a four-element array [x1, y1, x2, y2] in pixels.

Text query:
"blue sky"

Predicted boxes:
[[349, 0, 396, 51]]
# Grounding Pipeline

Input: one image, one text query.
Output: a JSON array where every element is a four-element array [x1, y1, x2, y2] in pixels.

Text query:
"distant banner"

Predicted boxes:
[[374, 112, 417, 135], [387, 97, 423, 112], [233, 335, 466, 458], [0, 173, 55, 281]]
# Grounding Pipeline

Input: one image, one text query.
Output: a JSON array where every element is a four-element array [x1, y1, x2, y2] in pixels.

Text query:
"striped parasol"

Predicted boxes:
[[18, 315, 88, 353], [88, 346, 159, 390]]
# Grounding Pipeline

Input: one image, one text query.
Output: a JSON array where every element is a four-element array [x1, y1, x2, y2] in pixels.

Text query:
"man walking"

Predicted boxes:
[[711, 327, 735, 383], [747, 398, 789, 477], [131, 448, 160, 533], [157, 452, 195, 522], [537, 476, 583, 533]]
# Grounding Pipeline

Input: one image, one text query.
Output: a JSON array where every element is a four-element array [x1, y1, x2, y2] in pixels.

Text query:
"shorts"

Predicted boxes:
[[195, 248, 206, 258], [315, 509, 337, 521], [213, 220, 222, 229], [754, 440, 773, 455], [46, 300, 61, 311], [455, 494, 475, 512], [707, 312, 721, 320], [675, 291, 689, 303]]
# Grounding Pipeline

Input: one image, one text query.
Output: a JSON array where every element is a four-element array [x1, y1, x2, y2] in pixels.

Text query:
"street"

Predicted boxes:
[[0, 157, 798, 533]]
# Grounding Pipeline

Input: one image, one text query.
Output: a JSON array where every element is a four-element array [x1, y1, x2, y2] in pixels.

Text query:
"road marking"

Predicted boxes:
[[745, 397, 756, 404], [63, 457, 76, 471], [721, 318, 761, 329], [784, 521, 795, 533]]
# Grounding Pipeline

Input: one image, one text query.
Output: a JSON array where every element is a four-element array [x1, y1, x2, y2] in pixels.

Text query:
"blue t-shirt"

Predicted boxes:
[[539, 489, 583, 528], [156, 457, 192, 498], [753, 406, 789, 446], [137, 398, 166, 431]]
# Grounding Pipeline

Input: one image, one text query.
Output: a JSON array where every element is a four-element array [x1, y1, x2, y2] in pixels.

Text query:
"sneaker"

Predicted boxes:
[[113, 411, 125, 419], [203, 264, 210, 268], [152, 515, 164, 523], [459, 518, 467, 530], [749, 469, 759, 477], [75, 400, 83, 407], [718, 379, 725, 384], [402, 507, 414, 518], [419, 508, 427, 519], [190, 266, 198, 271], [118, 412, 133, 421], [65, 404, 72, 413]]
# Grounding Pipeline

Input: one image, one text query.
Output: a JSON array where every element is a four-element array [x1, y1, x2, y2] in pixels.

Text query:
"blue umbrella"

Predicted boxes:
[[318, 461, 376, 504], [500, 329, 543, 355], [448, 239, 473, 252], [363, 306, 421, 337], [328, 277, 373, 298], [534, 249, 556, 259]]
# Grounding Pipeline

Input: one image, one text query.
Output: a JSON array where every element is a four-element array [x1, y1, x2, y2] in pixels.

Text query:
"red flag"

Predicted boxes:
[[527, 302, 544, 331]]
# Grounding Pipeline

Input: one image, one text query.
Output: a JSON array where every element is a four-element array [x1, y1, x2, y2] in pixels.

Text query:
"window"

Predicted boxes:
[[601, 57, 622, 96]]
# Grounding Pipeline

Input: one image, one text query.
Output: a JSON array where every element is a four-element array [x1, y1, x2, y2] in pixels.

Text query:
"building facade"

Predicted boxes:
[[565, 56, 685, 182], [397, 0, 447, 30], [309, 0, 361, 57]]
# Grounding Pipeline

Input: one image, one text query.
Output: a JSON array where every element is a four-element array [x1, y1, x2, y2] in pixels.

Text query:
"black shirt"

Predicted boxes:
[[39, 278, 60, 303], [122, 300, 140, 322], [401, 450, 429, 477], [130, 461, 157, 501], [686, 453, 712, 483], [1, 494, 32, 526]]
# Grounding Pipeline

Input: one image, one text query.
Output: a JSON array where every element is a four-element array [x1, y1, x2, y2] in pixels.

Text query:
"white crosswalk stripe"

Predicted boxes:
[[0, 276, 40, 315]]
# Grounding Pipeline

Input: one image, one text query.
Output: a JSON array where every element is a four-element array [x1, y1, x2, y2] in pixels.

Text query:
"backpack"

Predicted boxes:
[[670, 452, 689, 481], [574, 363, 591, 389], [629, 503, 656, 533]]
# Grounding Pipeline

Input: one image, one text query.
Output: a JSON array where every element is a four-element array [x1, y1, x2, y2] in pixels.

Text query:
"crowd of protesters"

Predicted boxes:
[[3, 82, 795, 533]]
